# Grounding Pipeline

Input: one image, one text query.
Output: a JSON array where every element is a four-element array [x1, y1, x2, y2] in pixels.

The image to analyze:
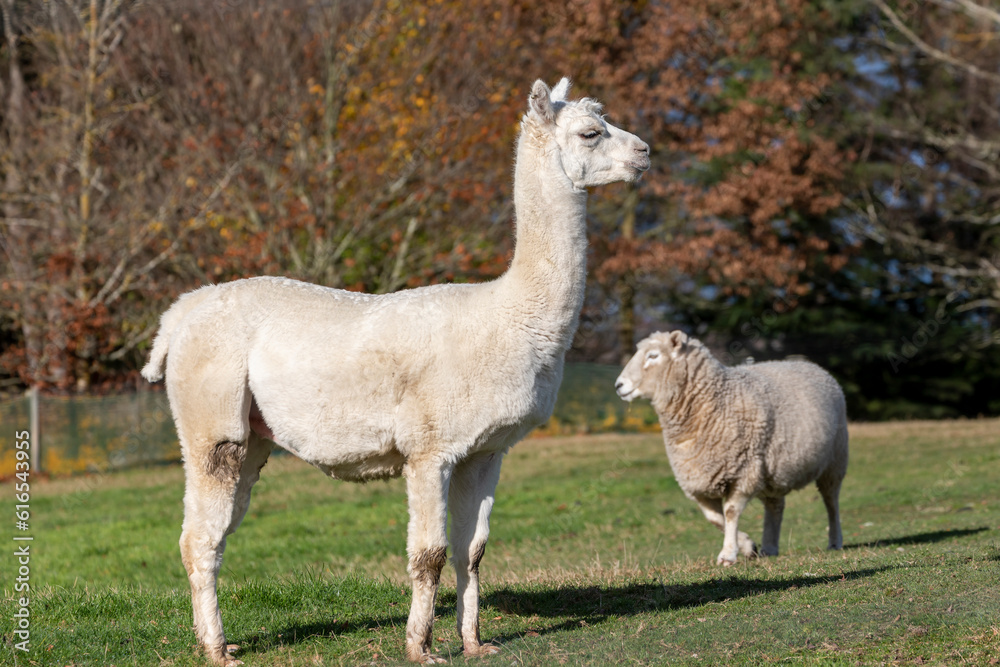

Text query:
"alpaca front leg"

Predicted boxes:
[[718, 492, 753, 565], [404, 457, 452, 664], [449, 452, 504, 657]]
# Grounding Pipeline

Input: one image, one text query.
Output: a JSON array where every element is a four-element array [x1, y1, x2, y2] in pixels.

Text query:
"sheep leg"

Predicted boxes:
[[817, 470, 844, 550], [694, 497, 757, 562], [448, 452, 504, 657], [718, 493, 754, 566], [404, 456, 452, 664], [179, 433, 272, 666], [760, 495, 785, 557]]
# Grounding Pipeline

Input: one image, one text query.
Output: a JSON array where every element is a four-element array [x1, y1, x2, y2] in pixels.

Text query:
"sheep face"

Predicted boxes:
[[527, 78, 650, 189], [615, 331, 693, 403]]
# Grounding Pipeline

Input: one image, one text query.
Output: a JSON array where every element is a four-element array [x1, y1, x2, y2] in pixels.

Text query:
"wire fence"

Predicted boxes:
[[0, 363, 659, 478], [1, 390, 178, 477]]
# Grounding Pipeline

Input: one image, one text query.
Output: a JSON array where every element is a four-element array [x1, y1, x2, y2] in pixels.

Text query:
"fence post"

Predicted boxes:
[[29, 386, 40, 473]]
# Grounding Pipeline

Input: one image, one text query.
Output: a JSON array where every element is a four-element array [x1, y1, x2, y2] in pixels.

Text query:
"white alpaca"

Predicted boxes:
[[142, 78, 649, 665]]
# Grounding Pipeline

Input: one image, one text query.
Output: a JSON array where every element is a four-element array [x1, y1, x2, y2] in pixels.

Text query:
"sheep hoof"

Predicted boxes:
[[465, 642, 501, 656]]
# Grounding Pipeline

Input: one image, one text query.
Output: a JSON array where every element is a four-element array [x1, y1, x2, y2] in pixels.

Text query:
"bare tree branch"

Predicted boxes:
[[873, 0, 1000, 84], [930, 0, 1000, 27]]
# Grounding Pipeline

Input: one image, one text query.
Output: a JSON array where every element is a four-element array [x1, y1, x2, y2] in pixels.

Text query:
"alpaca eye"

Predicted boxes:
[[646, 351, 660, 360], [580, 130, 600, 140]]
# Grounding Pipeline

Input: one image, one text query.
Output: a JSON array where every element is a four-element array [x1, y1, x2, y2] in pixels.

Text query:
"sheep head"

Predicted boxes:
[[615, 330, 693, 403], [525, 77, 650, 190]]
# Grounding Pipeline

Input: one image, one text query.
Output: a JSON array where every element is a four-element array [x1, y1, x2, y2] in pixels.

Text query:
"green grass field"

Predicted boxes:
[[3, 419, 999, 665]]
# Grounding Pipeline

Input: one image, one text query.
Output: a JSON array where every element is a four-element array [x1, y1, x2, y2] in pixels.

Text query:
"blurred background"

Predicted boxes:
[[1, 0, 999, 473]]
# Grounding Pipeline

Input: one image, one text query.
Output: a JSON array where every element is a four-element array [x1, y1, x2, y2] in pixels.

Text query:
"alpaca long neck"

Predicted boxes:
[[502, 127, 589, 355]]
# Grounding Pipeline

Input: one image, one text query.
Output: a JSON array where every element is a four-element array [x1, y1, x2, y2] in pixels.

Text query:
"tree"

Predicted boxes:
[[842, 0, 1000, 343], [1, 0, 161, 391], [2, 0, 996, 418], [517, 0, 852, 360], [0, 0, 530, 391]]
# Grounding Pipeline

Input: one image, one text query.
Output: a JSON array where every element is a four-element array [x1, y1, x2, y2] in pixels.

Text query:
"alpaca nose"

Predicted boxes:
[[615, 379, 624, 391], [631, 140, 651, 172]]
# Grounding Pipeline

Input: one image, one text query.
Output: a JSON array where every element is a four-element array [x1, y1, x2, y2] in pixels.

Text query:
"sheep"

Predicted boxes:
[[142, 78, 650, 665], [614, 331, 848, 565]]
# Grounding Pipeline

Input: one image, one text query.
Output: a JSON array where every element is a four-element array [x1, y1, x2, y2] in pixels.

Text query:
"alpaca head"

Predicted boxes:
[[526, 77, 650, 190]]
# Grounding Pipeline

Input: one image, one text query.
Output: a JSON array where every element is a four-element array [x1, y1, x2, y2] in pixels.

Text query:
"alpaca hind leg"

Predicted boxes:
[[180, 434, 271, 666], [817, 470, 844, 550], [760, 496, 785, 557], [694, 497, 757, 562], [404, 456, 452, 664], [448, 452, 504, 657], [718, 492, 754, 565]]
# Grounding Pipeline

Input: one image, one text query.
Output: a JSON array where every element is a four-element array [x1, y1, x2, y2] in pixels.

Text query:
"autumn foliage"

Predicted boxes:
[[2, 0, 852, 392]]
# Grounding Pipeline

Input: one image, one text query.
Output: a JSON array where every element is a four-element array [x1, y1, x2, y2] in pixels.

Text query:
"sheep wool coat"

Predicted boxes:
[[650, 341, 847, 503]]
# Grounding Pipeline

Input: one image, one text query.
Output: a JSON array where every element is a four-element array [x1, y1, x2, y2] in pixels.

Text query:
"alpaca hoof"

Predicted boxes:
[[206, 641, 242, 666], [464, 642, 501, 656], [224, 644, 243, 666], [717, 555, 737, 566], [407, 646, 448, 664]]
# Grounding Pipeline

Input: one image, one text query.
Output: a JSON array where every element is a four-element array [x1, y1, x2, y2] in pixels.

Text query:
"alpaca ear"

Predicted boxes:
[[528, 79, 555, 124], [550, 77, 571, 102], [666, 331, 689, 359]]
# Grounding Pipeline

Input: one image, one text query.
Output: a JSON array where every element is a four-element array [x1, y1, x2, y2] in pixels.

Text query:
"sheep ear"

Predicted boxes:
[[666, 331, 688, 360], [550, 77, 571, 102], [528, 79, 556, 124]]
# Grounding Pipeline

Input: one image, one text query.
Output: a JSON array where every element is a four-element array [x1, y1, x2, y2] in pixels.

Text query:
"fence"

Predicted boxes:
[[0, 363, 659, 478], [0, 389, 178, 477]]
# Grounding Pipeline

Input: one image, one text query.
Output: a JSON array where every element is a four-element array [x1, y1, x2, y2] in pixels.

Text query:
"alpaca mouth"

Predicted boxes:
[[627, 157, 651, 176]]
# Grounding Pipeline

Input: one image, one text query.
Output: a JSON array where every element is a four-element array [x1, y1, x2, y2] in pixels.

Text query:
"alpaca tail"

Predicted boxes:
[[141, 286, 215, 382]]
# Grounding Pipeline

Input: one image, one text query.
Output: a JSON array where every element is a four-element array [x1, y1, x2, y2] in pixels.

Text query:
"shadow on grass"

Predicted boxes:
[[844, 526, 990, 550], [235, 613, 409, 656], [241, 565, 894, 656], [481, 565, 893, 641]]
